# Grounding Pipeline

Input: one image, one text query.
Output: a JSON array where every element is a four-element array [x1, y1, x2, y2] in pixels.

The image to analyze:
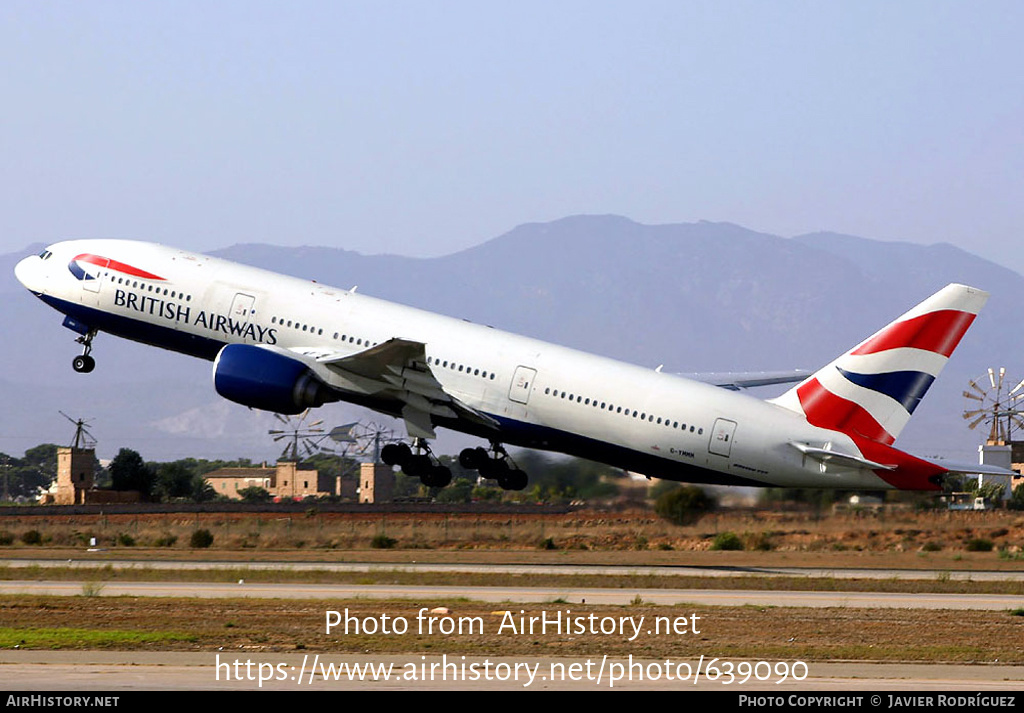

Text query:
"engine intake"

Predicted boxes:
[[213, 344, 335, 414]]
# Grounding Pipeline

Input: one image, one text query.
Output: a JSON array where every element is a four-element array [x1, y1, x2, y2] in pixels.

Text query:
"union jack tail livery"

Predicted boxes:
[[771, 283, 988, 445]]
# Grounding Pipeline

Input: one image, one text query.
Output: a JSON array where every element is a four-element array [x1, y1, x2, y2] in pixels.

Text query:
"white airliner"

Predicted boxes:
[[14, 239, 1004, 491]]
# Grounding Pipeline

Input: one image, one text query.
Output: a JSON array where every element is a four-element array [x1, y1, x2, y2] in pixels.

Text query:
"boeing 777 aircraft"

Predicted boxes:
[[14, 239, 1005, 491]]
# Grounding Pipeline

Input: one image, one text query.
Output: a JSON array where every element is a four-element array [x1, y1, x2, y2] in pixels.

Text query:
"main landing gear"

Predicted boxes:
[[459, 443, 528, 491], [380, 439, 453, 488], [72, 329, 97, 373]]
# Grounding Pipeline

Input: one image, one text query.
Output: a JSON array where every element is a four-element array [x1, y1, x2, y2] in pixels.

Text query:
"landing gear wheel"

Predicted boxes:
[[72, 355, 95, 373], [459, 447, 488, 470], [381, 442, 412, 467], [422, 465, 452, 488], [402, 454, 432, 478], [506, 469, 528, 491]]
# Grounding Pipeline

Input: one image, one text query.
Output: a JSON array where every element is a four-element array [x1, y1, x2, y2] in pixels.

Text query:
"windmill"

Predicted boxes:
[[327, 420, 397, 464], [59, 411, 97, 449], [962, 367, 1024, 445], [268, 409, 333, 461]]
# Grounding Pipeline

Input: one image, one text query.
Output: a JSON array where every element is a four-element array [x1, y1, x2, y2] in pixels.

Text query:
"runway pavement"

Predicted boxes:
[[0, 652, 1022, 691]]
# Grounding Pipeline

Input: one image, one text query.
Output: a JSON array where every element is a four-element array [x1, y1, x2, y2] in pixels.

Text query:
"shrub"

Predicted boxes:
[[21, 530, 42, 545], [237, 486, 272, 503], [371, 534, 397, 549], [921, 541, 942, 552], [190, 529, 214, 549], [710, 531, 744, 551], [116, 533, 136, 547], [655, 485, 715, 525], [537, 537, 557, 550], [965, 538, 994, 552], [0, 531, 13, 546], [745, 532, 774, 551]]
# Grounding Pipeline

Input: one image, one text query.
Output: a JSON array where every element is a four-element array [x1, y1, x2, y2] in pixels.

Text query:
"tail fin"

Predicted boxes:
[[770, 283, 988, 445]]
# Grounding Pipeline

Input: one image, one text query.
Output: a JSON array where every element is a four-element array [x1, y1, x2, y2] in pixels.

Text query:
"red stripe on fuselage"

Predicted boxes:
[[851, 309, 975, 357], [74, 253, 165, 281], [796, 378, 895, 445]]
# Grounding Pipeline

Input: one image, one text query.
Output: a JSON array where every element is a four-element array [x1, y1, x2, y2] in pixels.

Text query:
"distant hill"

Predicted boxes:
[[2, 215, 1019, 467]]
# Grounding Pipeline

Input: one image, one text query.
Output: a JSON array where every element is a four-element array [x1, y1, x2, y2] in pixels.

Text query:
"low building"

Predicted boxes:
[[204, 462, 332, 500]]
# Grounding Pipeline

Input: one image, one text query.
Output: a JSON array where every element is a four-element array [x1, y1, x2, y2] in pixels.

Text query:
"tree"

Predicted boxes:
[[152, 461, 196, 501], [109, 448, 155, 497], [1007, 484, 1024, 511], [511, 451, 624, 502], [435, 478, 474, 503]]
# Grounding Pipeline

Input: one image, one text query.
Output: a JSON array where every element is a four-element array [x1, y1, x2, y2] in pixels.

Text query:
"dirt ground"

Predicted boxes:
[[2, 507, 1023, 560], [1, 595, 1022, 663], [2, 507, 1022, 663]]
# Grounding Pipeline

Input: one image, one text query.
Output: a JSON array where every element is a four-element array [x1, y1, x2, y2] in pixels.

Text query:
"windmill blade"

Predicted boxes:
[[963, 409, 986, 419], [988, 368, 997, 389], [308, 419, 324, 428], [968, 379, 986, 396], [968, 413, 988, 430], [1011, 378, 1024, 396], [330, 423, 360, 443], [998, 367, 1006, 391], [274, 413, 290, 425], [963, 391, 985, 402]]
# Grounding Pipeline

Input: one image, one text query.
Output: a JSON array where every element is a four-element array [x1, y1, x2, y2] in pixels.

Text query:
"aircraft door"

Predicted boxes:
[[509, 366, 537, 405], [709, 418, 737, 457], [229, 293, 256, 340], [81, 257, 108, 295]]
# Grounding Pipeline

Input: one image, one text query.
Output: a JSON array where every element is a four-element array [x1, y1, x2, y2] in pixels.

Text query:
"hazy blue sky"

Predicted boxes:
[[2, 1, 1023, 271]]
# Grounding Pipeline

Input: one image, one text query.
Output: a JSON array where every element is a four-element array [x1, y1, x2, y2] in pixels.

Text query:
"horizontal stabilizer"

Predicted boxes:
[[924, 459, 1018, 478], [686, 370, 811, 391], [789, 441, 895, 471]]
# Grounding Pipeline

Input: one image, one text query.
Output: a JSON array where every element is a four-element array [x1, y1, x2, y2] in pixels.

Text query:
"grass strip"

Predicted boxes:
[[0, 626, 196, 649]]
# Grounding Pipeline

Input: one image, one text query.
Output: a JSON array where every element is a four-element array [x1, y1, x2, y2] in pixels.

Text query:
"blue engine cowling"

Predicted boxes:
[[213, 344, 335, 414]]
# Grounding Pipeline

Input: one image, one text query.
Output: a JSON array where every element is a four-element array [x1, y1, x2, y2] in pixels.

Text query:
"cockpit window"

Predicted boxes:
[[37, 250, 53, 260]]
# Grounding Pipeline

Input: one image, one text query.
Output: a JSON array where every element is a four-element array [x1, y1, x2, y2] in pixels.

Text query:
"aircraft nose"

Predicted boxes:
[[14, 254, 44, 293]]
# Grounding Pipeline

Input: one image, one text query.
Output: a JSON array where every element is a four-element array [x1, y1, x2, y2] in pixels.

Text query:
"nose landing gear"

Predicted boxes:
[[72, 330, 97, 373]]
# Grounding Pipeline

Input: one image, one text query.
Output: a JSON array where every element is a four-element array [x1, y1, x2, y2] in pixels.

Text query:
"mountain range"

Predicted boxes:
[[1, 215, 1019, 469]]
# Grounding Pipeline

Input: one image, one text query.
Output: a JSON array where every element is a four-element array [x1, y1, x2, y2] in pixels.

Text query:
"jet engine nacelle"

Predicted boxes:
[[213, 344, 335, 414]]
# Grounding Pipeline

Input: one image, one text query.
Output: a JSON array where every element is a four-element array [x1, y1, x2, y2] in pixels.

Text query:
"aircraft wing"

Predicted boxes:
[[296, 339, 499, 439], [684, 370, 811, 391]]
